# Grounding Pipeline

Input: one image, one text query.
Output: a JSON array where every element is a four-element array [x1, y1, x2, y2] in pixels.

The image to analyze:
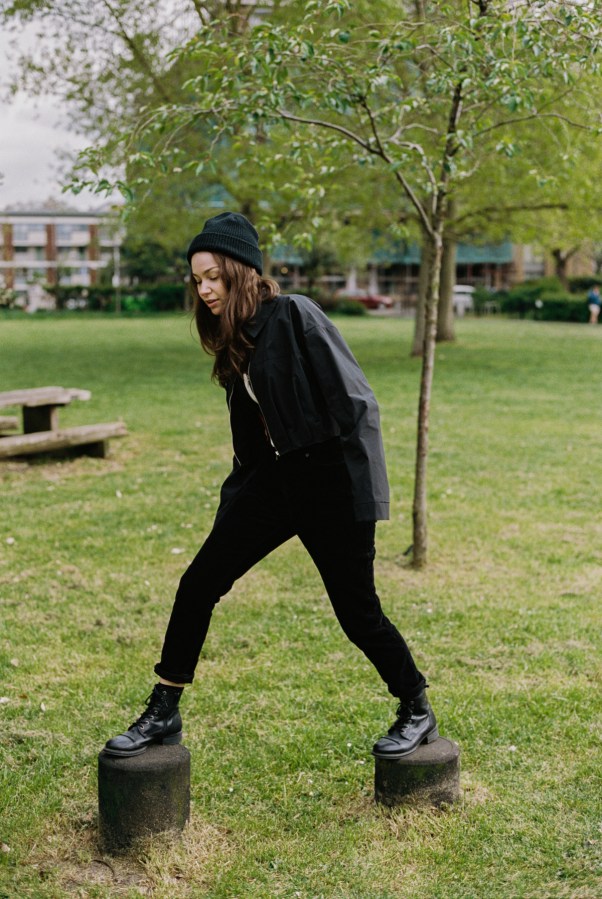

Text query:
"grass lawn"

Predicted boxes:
[[0, 312, 601, 898]]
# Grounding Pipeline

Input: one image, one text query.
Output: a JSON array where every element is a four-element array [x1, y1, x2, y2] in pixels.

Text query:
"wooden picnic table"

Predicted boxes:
[[0, 386, 127, 459]]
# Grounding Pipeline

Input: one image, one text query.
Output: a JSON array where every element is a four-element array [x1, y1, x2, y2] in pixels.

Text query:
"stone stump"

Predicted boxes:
[[374, 737, 460, 808], [98, 744, 190, 854]]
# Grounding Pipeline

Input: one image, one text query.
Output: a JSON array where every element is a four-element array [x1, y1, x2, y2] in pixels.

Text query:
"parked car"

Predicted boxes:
[[452, 284, 475, 316], [334, 288, 394, 310]]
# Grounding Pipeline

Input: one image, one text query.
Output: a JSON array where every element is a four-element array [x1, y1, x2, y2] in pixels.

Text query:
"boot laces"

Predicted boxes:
[[131, 690, 169, 730], [390, 699, 415, 733]]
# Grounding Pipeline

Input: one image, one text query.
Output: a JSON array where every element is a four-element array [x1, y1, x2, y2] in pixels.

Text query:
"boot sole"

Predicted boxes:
[[371, 726, 439, 760], [103, 731, 183, 758]]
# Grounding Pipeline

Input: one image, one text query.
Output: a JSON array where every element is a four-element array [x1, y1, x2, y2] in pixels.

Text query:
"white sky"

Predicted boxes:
[[0, 29, 103, 211]]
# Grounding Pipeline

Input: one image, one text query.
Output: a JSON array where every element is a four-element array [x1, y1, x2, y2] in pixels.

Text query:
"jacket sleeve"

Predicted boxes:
[[292, 298, 390, 520]]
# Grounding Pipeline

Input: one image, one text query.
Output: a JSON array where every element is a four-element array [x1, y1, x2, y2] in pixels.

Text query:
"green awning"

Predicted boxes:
[[370, 241, 513, 266], [269, 240, 513, 267], [270, 244, 305, 266]]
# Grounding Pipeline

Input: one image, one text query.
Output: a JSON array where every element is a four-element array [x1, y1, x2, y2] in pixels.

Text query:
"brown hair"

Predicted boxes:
[[191, 253, 280, 386]]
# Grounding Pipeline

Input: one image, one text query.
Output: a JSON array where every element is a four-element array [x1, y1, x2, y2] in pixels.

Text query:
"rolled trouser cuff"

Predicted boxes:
[[154, 663, 195, 684]]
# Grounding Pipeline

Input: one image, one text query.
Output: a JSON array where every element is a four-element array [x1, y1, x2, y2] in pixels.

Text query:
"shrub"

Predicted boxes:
[[510, 276, 564, 300], [500, 277, 566, 318], [116, 284, 186, 313], [45, 282, 187, 313], [314, 291, 339, 312], [45, 284, 114, 310], [335, 299, 367, 316], [499, 291, 535, 318], [498, 287, 589, 322], [0, 287, 18, 308], [120, 293, 152, 313], [568, 275, 602, 294], [534, 292, 589, 323], [86, 287, 117, 310], [145, 283, 187, 311], [472, 286, 493, 315], [298, 285, 333, 308]]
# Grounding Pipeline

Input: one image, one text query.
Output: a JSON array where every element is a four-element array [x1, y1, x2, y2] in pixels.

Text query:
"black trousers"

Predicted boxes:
[[154, 441, 426, 700]]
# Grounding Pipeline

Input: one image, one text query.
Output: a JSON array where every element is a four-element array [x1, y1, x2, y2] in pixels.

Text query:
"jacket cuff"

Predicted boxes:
[[354, 501, 390, 521]]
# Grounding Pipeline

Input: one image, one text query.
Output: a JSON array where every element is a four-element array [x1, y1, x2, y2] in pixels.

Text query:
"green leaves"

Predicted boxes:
[[9, 0, 596, 261], [495, 139, 516, 158]]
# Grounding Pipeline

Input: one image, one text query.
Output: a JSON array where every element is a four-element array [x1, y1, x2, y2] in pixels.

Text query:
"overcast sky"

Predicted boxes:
[[0, 29, 102, 212]]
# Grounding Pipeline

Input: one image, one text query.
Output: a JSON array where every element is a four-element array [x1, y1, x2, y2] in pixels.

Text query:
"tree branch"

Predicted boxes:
[[278, 110, 376, 155], [189, 0, 208, 23], [552, 243, 582, 262], [278, 107, 433, 237], [361, 98, 435, 234], [475, 112, 593, 138], [99, 0, 173, 104], [454, 201, 569, 227]]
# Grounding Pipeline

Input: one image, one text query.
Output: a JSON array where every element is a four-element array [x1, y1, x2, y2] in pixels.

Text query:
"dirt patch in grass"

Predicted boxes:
[[25, 810, 232, 898], [62, 857, 147, 895]]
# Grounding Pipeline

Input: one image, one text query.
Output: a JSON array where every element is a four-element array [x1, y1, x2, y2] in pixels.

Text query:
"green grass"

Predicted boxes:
[[0, 313, 601, 898]]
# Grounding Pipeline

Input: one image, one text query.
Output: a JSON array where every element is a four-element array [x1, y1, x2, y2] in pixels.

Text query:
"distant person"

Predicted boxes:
[[587, 284, 601, 324], [103, 211, 437, 763]]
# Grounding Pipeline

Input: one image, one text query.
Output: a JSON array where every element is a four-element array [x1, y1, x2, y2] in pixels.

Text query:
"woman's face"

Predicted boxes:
[[191, 251, 228, 316]]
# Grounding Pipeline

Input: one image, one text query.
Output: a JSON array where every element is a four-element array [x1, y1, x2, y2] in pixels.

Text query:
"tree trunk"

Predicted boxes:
[[412, 229, 444, 568], [411, 232, 431, 356], [552, 248, 569, 290], [437, 231, 456, 342], [552, 245, 581, 291]]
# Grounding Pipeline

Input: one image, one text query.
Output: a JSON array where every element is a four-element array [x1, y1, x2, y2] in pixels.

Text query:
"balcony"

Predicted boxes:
[[55, 229, 90, 247], [11, 228, 47, 245]]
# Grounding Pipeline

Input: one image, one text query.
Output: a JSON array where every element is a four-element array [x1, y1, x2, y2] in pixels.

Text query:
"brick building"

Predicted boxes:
[[0, 209, 121, 306]]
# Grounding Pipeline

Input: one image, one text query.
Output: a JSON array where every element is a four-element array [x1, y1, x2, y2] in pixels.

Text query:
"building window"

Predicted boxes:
[[522, 245, 546, 279], [12, 223, 46, 243], [55, 224, 90, 246]]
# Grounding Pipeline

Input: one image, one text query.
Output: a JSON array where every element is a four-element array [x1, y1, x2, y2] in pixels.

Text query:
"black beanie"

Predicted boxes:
[[186, 212, 263, 275]]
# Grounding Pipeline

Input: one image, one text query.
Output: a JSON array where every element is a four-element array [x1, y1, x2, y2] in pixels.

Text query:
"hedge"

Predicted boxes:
[[491, 276, 592, 323], [497, 290, 588, 322], [568, 275, 602, 293], [44, 283, 188, 312]]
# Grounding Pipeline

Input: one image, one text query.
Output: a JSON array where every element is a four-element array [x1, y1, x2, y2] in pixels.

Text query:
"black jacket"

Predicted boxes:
[[222, 293, 390, 521]]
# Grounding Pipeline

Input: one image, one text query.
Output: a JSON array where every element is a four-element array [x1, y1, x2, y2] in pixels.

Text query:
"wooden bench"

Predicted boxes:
[[0, 415, 19, 434], [0, 387, 127, 459]]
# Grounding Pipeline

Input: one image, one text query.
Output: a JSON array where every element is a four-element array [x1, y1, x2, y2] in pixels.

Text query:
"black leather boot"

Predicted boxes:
[[372, 690, 438, 759], [103, 684, 183, 757]]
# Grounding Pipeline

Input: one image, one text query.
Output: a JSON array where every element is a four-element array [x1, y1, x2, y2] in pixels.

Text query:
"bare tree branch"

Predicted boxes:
[[99, 0, 173, 104]]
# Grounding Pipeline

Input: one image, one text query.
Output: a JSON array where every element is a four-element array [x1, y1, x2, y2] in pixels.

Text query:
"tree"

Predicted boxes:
[[8, 0, 600, 566], [86, 0, 599, 566], [442, 109, 602, 297], [0, 0, 304, 252], [1, 0, 419, 281]]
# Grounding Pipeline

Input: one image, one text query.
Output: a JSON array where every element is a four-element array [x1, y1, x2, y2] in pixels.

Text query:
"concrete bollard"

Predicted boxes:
[[374, 737, 460, 808], [98, 744, 191, 854]]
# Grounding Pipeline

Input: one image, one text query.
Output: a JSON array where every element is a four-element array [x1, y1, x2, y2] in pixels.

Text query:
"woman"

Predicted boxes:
[[104, 212, 437, 761]]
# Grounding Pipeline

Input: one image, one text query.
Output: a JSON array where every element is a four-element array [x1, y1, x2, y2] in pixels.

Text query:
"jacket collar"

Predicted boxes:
[[244, 297, 280, 339]]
